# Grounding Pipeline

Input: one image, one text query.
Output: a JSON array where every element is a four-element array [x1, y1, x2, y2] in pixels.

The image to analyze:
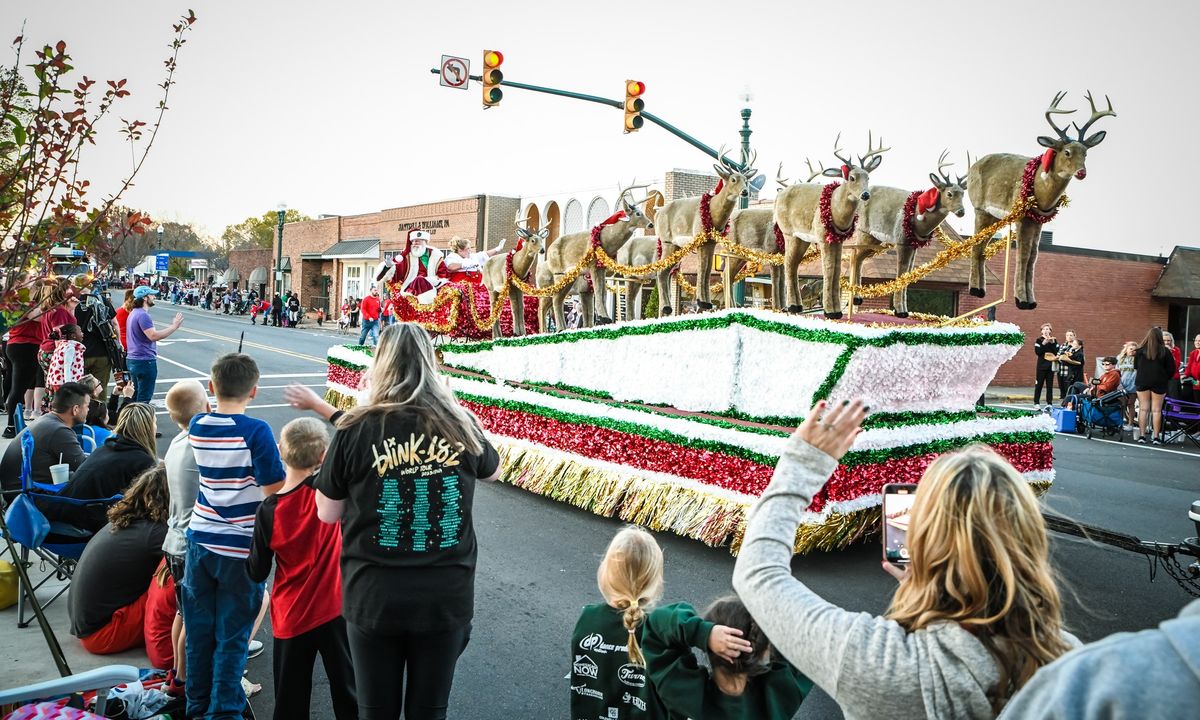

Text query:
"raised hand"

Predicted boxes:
[[796, 399, 868, 461]]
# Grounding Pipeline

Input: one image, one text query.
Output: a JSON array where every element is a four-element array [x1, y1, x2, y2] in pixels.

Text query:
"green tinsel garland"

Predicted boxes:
[[455, 389, 1052, 469], [440, 311, 1023, 358]]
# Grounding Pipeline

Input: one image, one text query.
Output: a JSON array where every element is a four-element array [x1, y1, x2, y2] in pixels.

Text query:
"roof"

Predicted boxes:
[[320, 239, 380, 259], [1152, 247, 1200, 301]]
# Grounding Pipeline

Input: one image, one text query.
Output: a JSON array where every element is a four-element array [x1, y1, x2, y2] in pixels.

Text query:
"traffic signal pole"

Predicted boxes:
[[428, 68, 750, 173]]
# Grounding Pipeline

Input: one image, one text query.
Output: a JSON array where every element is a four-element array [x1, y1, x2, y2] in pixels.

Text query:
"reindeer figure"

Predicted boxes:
[[848, 150, 968, 317], [967, 91, 1115, 308], [718, 207, 783, 310], [775, 133, 888, 318], [652, 148, 758, 315], [536, 183, 653, 332], [482, 218, 549, 338]]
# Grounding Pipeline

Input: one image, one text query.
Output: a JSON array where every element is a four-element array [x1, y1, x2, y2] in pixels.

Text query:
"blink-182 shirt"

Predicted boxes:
[[571, 603, 665, 720], [314, 409, 499, 633]]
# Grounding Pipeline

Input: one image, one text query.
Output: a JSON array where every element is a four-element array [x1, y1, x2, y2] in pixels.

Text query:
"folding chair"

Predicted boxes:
[[2, 433, 120, 627], [15, 401, 26, 433], [78, 424, 97, 455], [0, 664, 140, 717], [1162, 397, 1200, 449]]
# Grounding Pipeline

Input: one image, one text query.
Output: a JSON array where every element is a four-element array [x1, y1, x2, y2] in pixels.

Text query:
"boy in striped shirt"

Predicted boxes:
[[183, 353, 284, 719]]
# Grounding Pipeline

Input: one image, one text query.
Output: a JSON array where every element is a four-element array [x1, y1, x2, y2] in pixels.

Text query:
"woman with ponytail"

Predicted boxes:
[[570, 526, 666, 719]]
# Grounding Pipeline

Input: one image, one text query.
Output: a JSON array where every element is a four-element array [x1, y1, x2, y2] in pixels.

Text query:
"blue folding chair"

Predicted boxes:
[[2, 432, 121, 627], [0, 664, 140, 716], [14, 401, 26, 433]]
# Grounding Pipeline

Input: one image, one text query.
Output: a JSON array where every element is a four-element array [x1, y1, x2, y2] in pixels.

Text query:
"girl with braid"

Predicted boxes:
[[570, 527, 666, 720]]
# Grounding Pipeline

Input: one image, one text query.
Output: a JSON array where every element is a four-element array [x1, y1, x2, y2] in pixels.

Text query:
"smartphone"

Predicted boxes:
[[882, 483, 918, 564], [114, 370, 128, 384]]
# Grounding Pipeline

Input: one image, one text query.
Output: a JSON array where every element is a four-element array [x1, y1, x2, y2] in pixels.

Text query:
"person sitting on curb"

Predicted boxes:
[[68, 463, 169, 656]]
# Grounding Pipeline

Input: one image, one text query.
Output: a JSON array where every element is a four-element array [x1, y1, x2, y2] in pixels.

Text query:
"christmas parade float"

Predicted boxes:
[[329, 92, 1113, 553]]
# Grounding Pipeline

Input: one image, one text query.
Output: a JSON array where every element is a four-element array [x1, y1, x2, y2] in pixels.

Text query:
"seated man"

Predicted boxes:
[[0, 381, 90, 493], [1087, 356, 1122, 398]]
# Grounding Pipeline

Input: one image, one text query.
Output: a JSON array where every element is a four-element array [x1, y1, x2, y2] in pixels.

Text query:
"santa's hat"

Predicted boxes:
[[408, 230, 431, 243]]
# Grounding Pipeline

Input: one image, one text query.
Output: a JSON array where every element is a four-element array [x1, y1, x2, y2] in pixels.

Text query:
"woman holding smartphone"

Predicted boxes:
[[733, 400, 1078, 719]]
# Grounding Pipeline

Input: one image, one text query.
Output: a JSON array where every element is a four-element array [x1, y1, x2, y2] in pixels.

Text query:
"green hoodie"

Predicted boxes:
[[642, 602, 812, 720], [571, 603, 667, 720]]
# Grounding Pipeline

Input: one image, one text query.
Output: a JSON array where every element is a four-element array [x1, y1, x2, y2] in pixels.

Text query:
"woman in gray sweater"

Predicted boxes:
[[732, 399, 1079, 719]]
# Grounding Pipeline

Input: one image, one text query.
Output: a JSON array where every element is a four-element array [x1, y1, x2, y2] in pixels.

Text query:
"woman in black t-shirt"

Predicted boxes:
[[1134, 326, 1176, 445], [314, 322, 500, 720]]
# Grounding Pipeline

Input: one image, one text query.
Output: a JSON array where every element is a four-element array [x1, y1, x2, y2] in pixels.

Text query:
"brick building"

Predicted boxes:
[[275, 195, 519, 315], [224, 248, 273, 297]]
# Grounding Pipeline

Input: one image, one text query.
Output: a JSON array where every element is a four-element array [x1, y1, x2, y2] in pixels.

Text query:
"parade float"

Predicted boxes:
[[329, 92, 1113, 554]]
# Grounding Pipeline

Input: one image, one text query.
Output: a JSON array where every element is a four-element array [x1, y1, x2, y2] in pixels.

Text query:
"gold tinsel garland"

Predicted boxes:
[[840, 194, 1070, 299]]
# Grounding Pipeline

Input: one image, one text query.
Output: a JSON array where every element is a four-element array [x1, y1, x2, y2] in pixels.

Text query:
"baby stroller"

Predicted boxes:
[[1067, 381, 1127, 441]]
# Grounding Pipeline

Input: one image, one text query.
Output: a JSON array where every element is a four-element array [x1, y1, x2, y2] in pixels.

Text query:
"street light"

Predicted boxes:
[[275, 202, 287, 295]]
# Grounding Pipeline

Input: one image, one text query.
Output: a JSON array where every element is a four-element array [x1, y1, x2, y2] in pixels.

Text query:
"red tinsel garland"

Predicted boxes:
[[459, 398, 1054, 512], [773, 223, 785, 253], [699, 192, 730, 237], [1020, 156, 1062, 224], [327, 364, 364, 389], [901, 190, 935, 249], [819, 182, 857, 244], [590, 224, 604, 250]]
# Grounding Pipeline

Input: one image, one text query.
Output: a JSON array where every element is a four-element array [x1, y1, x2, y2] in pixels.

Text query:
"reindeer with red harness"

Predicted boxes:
[[967, 91, 1115, 309], [847, 150, 968, 317]]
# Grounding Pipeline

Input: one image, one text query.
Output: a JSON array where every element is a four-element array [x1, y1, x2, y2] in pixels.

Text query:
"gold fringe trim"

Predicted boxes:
[[496, 442, 878, 555]]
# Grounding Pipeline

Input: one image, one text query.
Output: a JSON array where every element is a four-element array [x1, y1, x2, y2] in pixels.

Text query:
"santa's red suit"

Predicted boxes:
[[376, 229, 445, 303]]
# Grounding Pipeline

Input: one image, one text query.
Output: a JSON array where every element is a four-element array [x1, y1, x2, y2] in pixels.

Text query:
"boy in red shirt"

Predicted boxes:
[[247, 417, 356, 720]]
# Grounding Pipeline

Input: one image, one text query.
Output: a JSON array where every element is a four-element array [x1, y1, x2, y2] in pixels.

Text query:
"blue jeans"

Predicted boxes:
[[183, 542, 265, 720], [358, 318, 379, 346], [125, 358, 158, 404]]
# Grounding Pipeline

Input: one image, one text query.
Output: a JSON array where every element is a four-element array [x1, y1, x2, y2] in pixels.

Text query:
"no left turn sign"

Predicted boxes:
[[440, 55, 469, 90]]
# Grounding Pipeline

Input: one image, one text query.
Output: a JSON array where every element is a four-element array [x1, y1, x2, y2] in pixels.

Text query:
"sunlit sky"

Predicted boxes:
[[9, 0, 1196, 256]]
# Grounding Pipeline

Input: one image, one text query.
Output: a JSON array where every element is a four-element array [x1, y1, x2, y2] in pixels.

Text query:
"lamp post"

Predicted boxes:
[[734, 90, 754, 307], [275, 202, 287, 295], [156, 225, 165, 285]]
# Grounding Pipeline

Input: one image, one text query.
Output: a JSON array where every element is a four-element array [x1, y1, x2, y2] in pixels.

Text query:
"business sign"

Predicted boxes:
[[189, 258, 208, 269], [155, 253, 170, 271]]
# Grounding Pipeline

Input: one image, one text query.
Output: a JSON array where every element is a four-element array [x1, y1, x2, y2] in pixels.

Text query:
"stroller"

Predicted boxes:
[[1066, 381, 1127, 441]]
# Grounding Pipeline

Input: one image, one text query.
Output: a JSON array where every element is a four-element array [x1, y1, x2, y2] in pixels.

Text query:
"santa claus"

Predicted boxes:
[[375, 229, 445, 303]]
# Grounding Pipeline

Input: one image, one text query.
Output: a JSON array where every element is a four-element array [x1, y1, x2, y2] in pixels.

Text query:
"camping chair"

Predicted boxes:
[[3, 433, 121, 627], [0, 664, 140, 717], [78, 424, 97, 455], [1162, 397, 1200, 450], [15, 401, 26, 433]]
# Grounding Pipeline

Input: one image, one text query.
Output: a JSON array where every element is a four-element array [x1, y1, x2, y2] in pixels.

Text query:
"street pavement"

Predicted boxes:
[[3, 301, 1197, 719]]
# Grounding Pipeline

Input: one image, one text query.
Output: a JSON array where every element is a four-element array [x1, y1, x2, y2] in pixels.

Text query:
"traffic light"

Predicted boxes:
[[624, 80, 645, 133], [482, 50, 504, 108]]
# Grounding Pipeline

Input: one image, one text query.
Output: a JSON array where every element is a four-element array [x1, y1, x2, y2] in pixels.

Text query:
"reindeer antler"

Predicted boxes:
[[831, 133, 853, 168], [1044, 91, 1075, 143], [776, 162, 790, 189], [956, 151, 973, 188], [616, 179, 651, 207], [857, 130, 891, 168], [804, 158, 826, 183], [934, 149, 953, 186], [741, 149, 758, 178], [514, 213, 536, 238], [1072, 90, 1116, 144]]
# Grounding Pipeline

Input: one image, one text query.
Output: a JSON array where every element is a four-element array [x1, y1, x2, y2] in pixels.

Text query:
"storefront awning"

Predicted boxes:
[[248, 266, 267, 285], [224, 267, 240, 283], [280, 257, 292, 272], [320, 239, 380, 260], [1153, 247, 1200, 301]]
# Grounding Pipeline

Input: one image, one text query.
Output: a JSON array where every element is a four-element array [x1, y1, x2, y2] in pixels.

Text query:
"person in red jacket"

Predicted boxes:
[[247, 417, 356, 720], [1183, 334, 1200, 403], [357, 285, 381, 347], [1164, 331, 1185, 399]]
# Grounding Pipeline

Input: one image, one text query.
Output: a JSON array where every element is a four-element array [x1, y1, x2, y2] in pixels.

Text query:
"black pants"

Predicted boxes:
[[271, 309, 281, 327], [1033, 365, 1055, 406], [1057, 372, 1077, 402], [5, 342, 38, 430], [273, 617, 357, 720], [346, 621, 470, 720]]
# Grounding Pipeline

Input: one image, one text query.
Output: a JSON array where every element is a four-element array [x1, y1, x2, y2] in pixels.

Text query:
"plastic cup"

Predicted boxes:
[[49, 463, 69, 485]]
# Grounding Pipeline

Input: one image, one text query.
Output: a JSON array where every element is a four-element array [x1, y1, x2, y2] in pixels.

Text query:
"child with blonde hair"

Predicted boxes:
[[571, 526, 666, 719]]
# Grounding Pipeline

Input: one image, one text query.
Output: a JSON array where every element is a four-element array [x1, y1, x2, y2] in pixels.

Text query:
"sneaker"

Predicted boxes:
[[1137, 436, 1147, 444], [1152, 438, 1162, 446], [240, 676, 262, 699], [2, 427, 14, 439], [247, 639, 264, 659]]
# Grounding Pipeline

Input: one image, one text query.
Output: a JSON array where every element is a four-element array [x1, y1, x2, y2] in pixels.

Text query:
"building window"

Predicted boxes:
[[905, 288, 957, 317], [586, 197, 610, 228], [564, 199, 583, 234]]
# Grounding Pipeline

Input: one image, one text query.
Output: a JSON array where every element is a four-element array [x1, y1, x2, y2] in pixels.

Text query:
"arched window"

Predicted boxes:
[[586, 197, 609, 228], [543, 201, 561, 244], [564, 199, 583, 234]]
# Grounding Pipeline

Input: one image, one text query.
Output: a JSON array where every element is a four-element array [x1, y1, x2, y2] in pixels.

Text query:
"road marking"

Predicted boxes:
[[153, 373, 326, 383], [154, 402, 294, 416], [173, 325, 327, 365], [158, 339, 211, 345], [158, 354, 211, 377], [990, 403, 1198, 457]]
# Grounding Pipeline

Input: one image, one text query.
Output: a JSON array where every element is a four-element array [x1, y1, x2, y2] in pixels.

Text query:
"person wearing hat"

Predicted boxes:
[[126, 286, 184, 404], [375, 230, 446, 304]]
